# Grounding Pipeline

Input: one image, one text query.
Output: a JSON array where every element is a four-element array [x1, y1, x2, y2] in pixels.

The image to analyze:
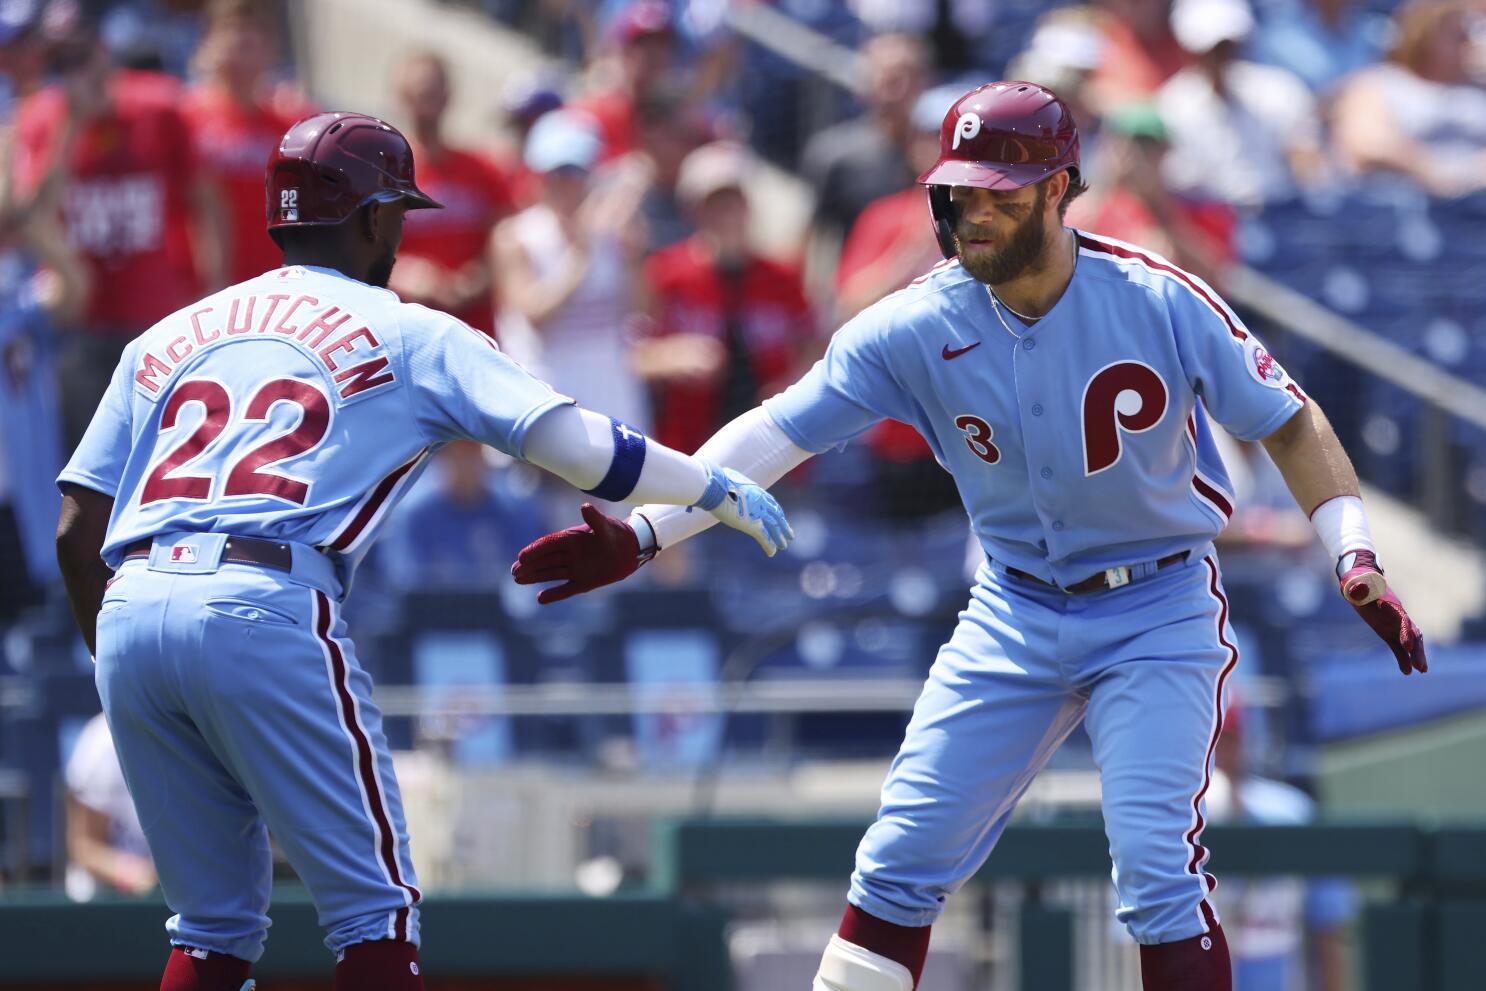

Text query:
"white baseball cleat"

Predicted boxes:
[[812, 934, 914, 991]]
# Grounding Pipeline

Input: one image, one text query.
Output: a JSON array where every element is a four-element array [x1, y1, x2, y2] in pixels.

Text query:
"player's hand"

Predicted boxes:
[[694, 463, 793, 557], [511, 503, 642, 604], [1338, 550, 1427, 675]]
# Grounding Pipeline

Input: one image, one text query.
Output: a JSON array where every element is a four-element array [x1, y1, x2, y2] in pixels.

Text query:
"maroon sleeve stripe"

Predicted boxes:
[[1076, 234, 1248, 342], [1192, 476, 1234, 520], [327, 449, 429, 552]]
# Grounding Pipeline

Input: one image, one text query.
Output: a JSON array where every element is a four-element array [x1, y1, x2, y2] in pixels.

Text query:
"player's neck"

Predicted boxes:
[[279, 251, 362, 283], [987, 226, 1076, 321]]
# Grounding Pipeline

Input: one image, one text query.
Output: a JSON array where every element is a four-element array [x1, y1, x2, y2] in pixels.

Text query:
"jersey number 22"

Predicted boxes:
[[140, 377, 331, 506]]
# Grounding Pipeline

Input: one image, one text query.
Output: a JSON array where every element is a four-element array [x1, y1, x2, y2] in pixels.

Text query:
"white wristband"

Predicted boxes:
[[1309, 495, 1374, 562], [630, 512, 657, 554]]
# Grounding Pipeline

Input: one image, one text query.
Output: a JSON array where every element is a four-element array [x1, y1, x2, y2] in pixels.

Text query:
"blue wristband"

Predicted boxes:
[[583, 419, 648, 502], [692, 461, 727, 511]]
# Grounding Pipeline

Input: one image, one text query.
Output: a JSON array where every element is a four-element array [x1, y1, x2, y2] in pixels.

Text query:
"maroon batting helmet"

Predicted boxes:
[[266, 112, 441, 231], [918, 81, 1081, 259]]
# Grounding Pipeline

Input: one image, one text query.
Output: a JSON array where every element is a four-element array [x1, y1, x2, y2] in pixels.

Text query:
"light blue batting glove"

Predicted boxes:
[[692, 461, 794, 556]]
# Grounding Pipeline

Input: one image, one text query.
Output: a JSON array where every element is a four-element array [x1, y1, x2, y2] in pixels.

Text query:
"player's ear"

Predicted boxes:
[[1047, 171, 1070, 215], [361, 200, 382, 243]]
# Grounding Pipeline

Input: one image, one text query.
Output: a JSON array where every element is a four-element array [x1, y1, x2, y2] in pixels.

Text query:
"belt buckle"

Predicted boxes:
[[1104, 566, 1131, 590]]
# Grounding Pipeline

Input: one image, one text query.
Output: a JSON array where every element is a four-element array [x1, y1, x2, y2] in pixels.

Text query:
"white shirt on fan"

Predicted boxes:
[[64, 713, 152, 902], [1159, 60, 1321, 207]]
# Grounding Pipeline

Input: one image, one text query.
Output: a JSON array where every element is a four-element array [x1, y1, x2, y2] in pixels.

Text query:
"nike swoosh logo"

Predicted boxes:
[[942, 342, 981, 360]]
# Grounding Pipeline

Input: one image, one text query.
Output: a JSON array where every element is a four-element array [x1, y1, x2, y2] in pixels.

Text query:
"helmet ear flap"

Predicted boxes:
[[927, 186, 959, 261]]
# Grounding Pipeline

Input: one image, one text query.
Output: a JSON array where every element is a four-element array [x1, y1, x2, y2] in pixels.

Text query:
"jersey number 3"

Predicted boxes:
[[140, 378, 332, 506], [954, 414, 1001, 464]]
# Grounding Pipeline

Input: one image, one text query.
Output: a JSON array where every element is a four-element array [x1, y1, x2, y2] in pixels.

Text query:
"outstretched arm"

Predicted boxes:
[[1261, 401, 1426, 674], [521, 403, 793, 557], [628, 406, 814, 554], [512, 309, 895, 603], [512, 407, 813, 603]]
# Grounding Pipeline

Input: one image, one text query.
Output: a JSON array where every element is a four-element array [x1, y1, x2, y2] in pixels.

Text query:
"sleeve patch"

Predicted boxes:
[[1245, 340, 1292, 390]]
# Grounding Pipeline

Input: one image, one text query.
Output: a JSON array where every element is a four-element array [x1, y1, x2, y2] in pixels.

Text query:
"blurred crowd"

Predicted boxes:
[[2, 0, 1484, 616], [0, 0, 1483, 945]]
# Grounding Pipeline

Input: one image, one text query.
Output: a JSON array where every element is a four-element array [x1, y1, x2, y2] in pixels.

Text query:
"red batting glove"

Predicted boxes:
[[1338, 549, 1427, 675], [511, 503, 644, 604]]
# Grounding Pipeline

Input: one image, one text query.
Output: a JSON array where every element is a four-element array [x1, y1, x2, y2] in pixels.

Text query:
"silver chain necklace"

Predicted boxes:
[[984, 233, 1078, 336], [986, 286, 1035, 339], [990, 288, 1039, 322]]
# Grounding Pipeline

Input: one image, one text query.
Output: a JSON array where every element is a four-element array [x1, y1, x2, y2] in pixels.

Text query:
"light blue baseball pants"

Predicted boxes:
[[850, 548, 1237, 945], [94, 533, 420, 962]]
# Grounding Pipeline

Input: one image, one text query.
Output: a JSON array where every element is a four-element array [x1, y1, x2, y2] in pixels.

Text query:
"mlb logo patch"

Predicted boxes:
[[170, 544, 198, 564]]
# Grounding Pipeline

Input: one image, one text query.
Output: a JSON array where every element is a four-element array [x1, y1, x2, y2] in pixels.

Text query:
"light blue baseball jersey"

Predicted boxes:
[[765, 231, 1306, 586], [59, 265, 570, 574]]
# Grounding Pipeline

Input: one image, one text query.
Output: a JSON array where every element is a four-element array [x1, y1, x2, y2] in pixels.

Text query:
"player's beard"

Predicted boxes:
[[955, 185, 1048, 287], [368, 250, 396, 289]]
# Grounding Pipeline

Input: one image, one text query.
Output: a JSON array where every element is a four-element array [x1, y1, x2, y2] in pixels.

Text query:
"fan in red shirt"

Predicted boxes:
[[182, 0, 312, 287], [571, 0, 677, 162], [11, 4, 226, 448], [1089, 0, 1193, 106], [388, 50, 514, 338], [635, 142, 816, 455]]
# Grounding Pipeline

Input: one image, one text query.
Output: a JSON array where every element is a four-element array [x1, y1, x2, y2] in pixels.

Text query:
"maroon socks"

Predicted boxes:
[[160, 947, 251, 991], [334, 939, 425, 990], [837, 903, 932, 988], [1139, 923, 1232, 991]]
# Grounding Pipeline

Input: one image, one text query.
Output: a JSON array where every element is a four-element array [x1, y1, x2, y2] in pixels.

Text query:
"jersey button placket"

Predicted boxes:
[[1015, 335, 1061, 556]]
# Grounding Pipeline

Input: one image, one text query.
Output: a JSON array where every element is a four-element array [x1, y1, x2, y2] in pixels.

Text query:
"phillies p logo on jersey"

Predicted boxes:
[[1082, 361, 1169, 476]]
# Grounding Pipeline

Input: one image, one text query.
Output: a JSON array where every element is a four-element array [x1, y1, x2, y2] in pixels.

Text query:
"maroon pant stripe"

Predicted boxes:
[[314, 591, 421, 927], [1184, 558, 1240, 922]]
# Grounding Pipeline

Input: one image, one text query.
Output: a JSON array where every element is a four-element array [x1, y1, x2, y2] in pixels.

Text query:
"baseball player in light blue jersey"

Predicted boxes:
[[53, 112, 791, 991], [513, 83, 1426, 991]]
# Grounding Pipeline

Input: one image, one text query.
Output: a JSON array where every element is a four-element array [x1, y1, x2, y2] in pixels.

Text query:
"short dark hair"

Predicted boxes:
[[1058, 168, 1089, 219]]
